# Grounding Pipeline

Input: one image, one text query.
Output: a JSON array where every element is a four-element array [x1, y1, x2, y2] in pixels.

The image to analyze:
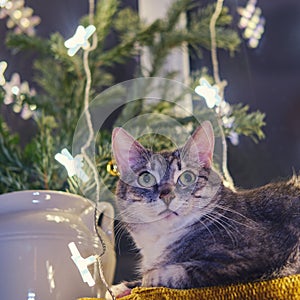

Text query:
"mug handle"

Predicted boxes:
[[97, 201, 115, 247]]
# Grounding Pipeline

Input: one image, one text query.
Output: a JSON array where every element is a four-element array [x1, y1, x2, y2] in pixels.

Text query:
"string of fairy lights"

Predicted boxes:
[[0, 0, 265, 123], [194, 0, 265, 148]]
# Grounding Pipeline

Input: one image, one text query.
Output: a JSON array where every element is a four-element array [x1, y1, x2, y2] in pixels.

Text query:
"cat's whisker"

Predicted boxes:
[[117, 209, 140, 222], [172, 201, 242, 245], [120, 206, 158, 224], [210, 211, 242, 238], [114, 219, 140, 254], [204, 213, 238, 247], [186, 203, 229, 241], [196, 216, 217, 244], [114, 223, 127, 254], [214, 204, 257, 229], [115, 230, 125, 251], [217, 212, 253, 233]]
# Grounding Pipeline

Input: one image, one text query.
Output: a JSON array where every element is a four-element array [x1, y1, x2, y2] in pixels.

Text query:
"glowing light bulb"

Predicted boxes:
[[12, 9, 22, 19], [5, 0, 12, 9], [0, 0, 8, 8], [20, 17, 30, 28], [29, 104, 37, 110], [11, 85, 20, 95]]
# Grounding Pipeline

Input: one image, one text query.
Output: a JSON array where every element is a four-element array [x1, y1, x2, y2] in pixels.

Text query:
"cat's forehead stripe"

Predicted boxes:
[[174, 150, 182, 170]]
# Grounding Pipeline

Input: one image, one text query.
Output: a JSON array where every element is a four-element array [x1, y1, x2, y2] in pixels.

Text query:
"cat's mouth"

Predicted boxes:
[[158, 209, 179, 217]]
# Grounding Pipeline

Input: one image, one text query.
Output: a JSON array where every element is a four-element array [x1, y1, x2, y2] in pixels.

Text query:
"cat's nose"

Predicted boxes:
[[159, 187, 175, 206]]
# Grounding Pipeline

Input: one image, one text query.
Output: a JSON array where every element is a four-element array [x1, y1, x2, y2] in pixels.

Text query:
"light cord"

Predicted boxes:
[[97, 256, 116, 300], [209, 0, 235, 189], [209, 0, 224, 92], [79, 0, 115, 297]]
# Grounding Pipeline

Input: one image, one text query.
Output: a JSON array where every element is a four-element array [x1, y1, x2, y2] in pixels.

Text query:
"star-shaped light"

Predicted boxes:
[[64, 25, 96, 57], [2, 72, 36, 119], [55, 148, 89, 182], [68, 242, 97, 287], [3, 73, 21, 104], [0, 61, 8, 86], [3, 73, 36, 98], [195, 78, 221, 108]]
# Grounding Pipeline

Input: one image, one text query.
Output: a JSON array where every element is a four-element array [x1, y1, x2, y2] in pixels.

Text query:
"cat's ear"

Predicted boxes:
[[112, 127, 146, 176], [182, 121, 214, 168]]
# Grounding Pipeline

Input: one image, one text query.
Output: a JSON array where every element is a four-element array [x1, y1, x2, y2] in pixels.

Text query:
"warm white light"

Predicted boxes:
[[29, 104, 37, 110], [55, 148, 89, 182], [5, 0, 12, 9], [239, 17, 248, 29], [246, 3, 255, 14], [13, 103, 22, 113], [27, 291, 36, 300], [0, 61, 7, 86], [244, 28, 253, 39], [251, 15, 260, 25], [20, 17, 30, 28], [11, 85, 20, 95], [68, 242, 97, 287], [46, 261, 56, 292], [248, 38, 259, 48], [194, 78, 221, 108], [0, 0, 8, 8], [12, 9, 22, 20], [64, 25, 96, 56], [237, 0, 265, 49]]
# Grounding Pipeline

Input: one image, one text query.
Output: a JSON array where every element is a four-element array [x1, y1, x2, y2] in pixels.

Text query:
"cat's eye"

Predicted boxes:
[[178, 170, 197, 186], [137, 172, 157, 188]]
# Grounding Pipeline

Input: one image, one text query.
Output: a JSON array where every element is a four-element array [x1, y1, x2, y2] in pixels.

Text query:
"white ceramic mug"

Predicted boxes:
[[0, 190, 116, 299]]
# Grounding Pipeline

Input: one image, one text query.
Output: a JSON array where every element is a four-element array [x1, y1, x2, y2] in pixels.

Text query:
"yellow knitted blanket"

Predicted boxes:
[[79, 274, 300, 300]]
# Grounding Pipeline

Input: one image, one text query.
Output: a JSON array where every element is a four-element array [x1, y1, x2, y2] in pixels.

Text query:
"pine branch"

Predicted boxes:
[[5, 32, 50, 55], [94, 0, 119, 47], [189, 4, 241, 54], [165, 0, 196, 31], [0, 119, 30, 192], [227, 104, 266, 142]]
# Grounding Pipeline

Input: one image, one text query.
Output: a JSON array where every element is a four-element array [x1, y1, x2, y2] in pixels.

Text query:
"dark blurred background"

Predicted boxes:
[[224, 0, 300, 188], [0, 0, 300, 283]]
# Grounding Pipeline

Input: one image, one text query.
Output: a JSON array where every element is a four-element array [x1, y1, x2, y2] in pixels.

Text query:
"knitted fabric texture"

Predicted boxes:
[[78, 273, 300, 300]]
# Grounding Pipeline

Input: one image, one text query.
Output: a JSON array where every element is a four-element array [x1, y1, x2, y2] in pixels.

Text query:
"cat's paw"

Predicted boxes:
[[142, 265, 187, 288], [105, 283, 131, 299]]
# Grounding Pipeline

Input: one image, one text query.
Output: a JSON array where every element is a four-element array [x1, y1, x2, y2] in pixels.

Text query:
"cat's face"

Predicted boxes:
[[112, 121, 220, 229]]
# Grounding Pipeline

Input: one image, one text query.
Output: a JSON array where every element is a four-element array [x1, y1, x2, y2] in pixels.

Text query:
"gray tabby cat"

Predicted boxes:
[[109, 121, 300, 298]]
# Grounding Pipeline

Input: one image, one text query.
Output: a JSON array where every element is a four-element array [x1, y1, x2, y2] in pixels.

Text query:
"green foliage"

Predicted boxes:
[[189, 4, 241, 55], [5, 32, 49, 55], [0, 113, 66, 193], [0, 0, 265, 195], [226, 104, 266, 143], [0, 120, 26, 192]]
